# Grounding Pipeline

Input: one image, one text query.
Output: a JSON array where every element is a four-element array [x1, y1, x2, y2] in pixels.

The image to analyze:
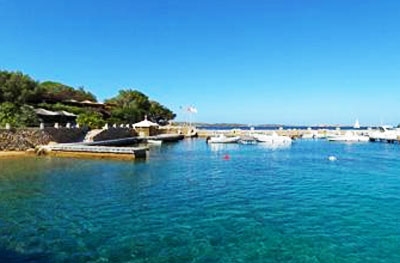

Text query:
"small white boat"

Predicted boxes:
[[238, 136, 258, 145], [369, 126, 400, 142], [206, 134, 241, 144], [327, 131, 369, 142], [253, 132, 292, 144], [147, 139, 163, 145], [302, 133, 316, 139], [185, 127, 198, 138]]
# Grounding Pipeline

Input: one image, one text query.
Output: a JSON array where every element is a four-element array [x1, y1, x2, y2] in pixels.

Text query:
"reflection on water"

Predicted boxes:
[[207, 143, 240, 152], [257, 140, 292, 150], [207, 140, 292, 151]]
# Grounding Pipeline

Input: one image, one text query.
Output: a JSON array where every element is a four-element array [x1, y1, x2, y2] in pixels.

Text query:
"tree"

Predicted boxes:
[[39, 81, 97, 102], [105, 89, 151, 123], [0, 102, 39, 127], [105, 89, 175, 125], [148, 101, 176, 125], [76, 111, 105, 129], [0, 71, 41, 105]]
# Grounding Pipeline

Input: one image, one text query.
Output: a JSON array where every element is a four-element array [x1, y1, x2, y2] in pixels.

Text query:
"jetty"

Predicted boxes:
[[35, 134, 184, 160], [79, 134, 184, 146], [38, 144, 148, 160]]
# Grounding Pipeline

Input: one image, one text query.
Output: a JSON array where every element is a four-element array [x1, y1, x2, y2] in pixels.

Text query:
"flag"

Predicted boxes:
[[187, 106, 198, 113]]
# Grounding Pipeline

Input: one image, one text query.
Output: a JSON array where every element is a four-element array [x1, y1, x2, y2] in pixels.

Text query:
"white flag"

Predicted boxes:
[[187, 106, 198, 113]]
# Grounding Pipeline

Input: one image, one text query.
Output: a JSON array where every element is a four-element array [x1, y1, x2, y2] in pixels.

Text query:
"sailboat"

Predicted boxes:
[[353, 119, 360, 129]]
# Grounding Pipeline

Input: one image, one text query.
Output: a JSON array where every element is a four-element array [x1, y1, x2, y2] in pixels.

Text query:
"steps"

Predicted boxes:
[[83, 129, 104, 142]]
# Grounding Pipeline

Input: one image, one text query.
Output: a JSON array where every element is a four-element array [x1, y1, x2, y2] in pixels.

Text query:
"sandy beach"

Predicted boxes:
[[0, 151, 33, 158]]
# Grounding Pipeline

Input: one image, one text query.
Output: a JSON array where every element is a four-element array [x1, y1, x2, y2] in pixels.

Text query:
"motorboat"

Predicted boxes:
[[327, 131, 369, 142], [302, 133, 316, 139], [369, 126, 400, 142], [185, 127, 198, 138], [206, 134, 241, 144], [253, 132, 292, 144], [238, 136, 258, 145], [147, 139, 163, 145]]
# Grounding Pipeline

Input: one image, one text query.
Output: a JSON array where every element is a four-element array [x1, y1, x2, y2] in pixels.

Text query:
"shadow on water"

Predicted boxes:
[[0, 247, 51, 263]]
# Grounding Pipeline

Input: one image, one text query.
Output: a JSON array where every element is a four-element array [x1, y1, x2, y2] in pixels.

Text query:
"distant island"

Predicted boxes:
[[188, 123, 364, 129]]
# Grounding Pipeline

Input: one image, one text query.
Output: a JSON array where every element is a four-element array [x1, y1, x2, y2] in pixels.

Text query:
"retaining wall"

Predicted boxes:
[[0, 128, 87, 151]]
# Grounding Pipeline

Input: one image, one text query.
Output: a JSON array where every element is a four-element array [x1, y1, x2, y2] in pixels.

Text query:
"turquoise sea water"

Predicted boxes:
[[1, 139, 400, 262]]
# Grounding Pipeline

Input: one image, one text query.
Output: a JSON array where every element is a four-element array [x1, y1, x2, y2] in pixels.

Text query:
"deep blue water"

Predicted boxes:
[[1, 139, 400, 262]]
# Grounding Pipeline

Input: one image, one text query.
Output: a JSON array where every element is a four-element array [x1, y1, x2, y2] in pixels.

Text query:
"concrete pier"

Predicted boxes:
[[39, 145, 148, 160]]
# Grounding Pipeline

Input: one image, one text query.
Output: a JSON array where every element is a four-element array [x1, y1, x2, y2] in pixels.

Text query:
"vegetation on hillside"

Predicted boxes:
[[105, 89, 175, 125], [39, 81, 97, 102], [0, 70, 176, 128], [76, 111, 105, 129]]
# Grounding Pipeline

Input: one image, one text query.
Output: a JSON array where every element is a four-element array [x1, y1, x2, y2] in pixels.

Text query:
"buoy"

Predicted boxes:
[[223, 154, 230, 160], [328, 156, 337, 161]]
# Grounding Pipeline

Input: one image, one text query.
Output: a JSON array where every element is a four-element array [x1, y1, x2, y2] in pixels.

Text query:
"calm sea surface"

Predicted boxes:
[[1, 139, 400, 262]]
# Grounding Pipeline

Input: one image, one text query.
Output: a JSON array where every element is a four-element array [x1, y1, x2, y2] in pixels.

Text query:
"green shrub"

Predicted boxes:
[[76, 111, 105, 129], [0, 102, 39, 127]]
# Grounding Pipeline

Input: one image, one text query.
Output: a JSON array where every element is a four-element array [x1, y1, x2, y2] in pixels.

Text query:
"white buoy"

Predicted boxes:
[[328, 156, 337, 161]]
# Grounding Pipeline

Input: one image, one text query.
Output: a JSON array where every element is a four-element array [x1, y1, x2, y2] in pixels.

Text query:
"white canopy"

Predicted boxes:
[[58, 110, 77, 117], [34, 108, 77, 117], [35, 108, 59, 116], [133, 116, 159, 128]]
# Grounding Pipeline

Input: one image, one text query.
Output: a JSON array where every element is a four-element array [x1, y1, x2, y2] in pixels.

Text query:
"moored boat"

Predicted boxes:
[[147, 139, 163, 145], [206, 134, 241, 144], [369, 126, 400, 142], [327, 131, 369, 142], [253, 132, 292, 144], [238, 136, 258, 145]]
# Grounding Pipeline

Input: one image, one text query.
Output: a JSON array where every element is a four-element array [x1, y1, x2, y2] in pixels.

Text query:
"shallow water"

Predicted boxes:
[[1, 139, 400, 262]]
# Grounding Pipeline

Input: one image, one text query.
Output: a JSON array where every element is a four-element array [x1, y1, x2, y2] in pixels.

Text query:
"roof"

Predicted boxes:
[[34, 108, 77, 117], [34, 108, 59, 116], [80, 100, 95, 104], [80, 100, 104, 105], [133, 116, 159, 128], [58, 110, 77, 117]]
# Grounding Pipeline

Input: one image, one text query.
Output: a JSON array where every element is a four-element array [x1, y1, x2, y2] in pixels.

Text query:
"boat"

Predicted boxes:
[[353, 119, 360, 129], [301, 133, 316, 139], [238, 136, 258, 145], [369, 126, 400, 142], [327, 131, 369, 142], [253, 132, 292, 144], [147, 139, 163, 145], [185, 127, 198, 138], [206, 134, 241, 144]]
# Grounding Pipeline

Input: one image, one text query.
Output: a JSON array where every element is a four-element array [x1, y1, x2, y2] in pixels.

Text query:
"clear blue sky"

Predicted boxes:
[[1, 0, 400, 125]]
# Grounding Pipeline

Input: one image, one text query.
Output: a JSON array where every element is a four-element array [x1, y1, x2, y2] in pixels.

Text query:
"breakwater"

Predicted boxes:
[[196, 128, 369, 139]]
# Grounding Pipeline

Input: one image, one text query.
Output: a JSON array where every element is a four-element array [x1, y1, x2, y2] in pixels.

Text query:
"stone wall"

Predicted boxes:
[[0, 128, 87, 151]]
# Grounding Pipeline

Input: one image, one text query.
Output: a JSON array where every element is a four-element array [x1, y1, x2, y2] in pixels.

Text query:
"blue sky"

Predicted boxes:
[[1, 0, 400, 125]]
